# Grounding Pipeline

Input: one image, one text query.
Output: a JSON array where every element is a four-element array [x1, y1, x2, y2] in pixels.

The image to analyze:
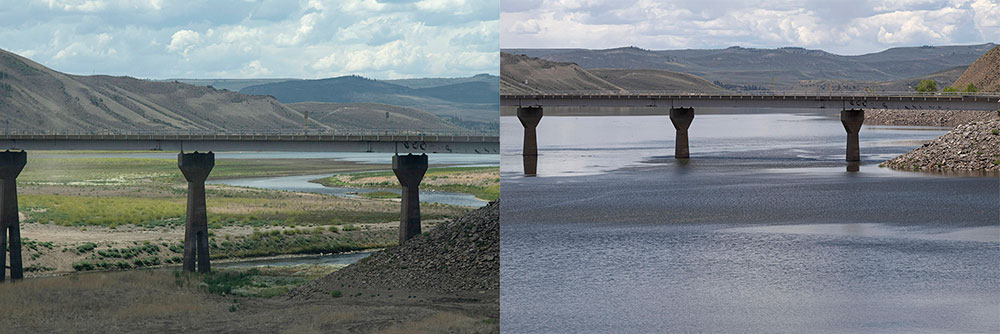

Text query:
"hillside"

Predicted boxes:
[[0, 49, 477, 133], [287, 102, 466, 132], [500, 52, 623, 93], [239, 75, 499, 127], [589, 68, 728, 93], [386, 73, 498, 89], [792, 66, 968, 93], [165, 78, 299, 92], [0, 49, 317, 132], [505, 43, 996, 91], [952, 45, 1000, 92], [500, 52, 726, 93]]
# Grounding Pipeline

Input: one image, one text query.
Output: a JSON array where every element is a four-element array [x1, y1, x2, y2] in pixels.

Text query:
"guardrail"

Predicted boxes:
[[502, 90, 1000, 98], [0, 129, 497, 137]]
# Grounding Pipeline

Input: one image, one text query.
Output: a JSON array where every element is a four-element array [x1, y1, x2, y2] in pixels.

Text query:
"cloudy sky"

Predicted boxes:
[[502, 0, 999, 55], [0, 0, 498, 79]]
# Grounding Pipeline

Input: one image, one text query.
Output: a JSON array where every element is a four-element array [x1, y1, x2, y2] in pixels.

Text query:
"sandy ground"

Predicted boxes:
[[0, 270, 498, 333]]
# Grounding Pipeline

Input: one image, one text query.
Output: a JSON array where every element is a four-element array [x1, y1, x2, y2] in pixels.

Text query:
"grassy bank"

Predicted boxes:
[[312, 166, 500, 201]]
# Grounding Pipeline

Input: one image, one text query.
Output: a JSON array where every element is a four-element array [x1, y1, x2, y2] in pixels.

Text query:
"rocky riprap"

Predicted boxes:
[[864, 109, 998, 127], [289, 201, 499, 298], [881, 119, 1000, 173]]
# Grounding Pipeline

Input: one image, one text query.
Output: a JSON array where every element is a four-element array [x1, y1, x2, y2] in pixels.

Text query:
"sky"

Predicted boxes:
[[501, 0, 999, 55], [0, 0, 499, 79]]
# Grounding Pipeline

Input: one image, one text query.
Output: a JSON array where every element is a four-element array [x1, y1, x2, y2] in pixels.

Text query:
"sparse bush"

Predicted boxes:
[[331, 290, 343, 298], [914, 79, 938, 93]]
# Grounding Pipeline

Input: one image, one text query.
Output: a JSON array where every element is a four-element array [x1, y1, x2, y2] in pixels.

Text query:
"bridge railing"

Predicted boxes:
[[502, 90, 1000, 98]]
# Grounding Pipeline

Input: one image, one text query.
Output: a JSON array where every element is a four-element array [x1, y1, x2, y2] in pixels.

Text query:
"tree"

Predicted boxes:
[[943, 86, 958, 92], [914, 79, 938, 93], [964, 83, 978, 92]]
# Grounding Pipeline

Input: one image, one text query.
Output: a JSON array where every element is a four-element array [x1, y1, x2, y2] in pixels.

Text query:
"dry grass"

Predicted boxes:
[[0, 270, 498, 333]]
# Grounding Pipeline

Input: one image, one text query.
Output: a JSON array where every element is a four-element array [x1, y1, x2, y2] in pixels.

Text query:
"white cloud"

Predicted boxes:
[[501, 0, 996, 54], [1, 0, 497, 79], [166, 29, 201, 56]]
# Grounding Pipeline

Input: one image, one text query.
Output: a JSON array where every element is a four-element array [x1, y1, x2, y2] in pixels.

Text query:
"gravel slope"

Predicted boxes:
[[290, 201, 499, 298], [881, 119, 1000, 173]]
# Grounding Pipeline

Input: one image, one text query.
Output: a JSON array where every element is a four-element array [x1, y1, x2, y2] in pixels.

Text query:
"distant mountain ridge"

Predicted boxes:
[[504, 43, 996, 91], [238, 74, 500, 129], [0, 49, 467, 133]]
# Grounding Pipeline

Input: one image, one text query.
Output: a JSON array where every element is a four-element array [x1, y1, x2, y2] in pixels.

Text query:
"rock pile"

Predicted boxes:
[[290, 201, 499, 297], [881, 119, 1000, 173], [865, 109, 998, 127]]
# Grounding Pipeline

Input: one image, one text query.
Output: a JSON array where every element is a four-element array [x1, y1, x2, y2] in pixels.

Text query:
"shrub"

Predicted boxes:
[[331, 290, 343, 298]]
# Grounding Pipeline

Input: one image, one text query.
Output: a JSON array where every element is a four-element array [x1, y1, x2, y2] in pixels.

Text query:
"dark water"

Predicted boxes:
[[500, 112, 1000, 333]]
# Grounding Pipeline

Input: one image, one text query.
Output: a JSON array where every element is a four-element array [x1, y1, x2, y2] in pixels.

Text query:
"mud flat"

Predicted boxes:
[[881, 119, 1000, 173]]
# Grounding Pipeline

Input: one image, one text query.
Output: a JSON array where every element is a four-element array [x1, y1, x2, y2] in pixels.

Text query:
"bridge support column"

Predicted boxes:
[[670, 107, 695, 159], [179, 151, 214, 273], [0, 150, 26, 282], [393, 154, 427, 244], [841, 109, 864, 162], [518, 107, 543, 157]]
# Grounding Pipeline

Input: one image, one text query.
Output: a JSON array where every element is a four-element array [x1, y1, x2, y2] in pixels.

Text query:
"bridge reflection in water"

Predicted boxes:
[[0, 130, 498, 280], [501, 92, 1000, 175]]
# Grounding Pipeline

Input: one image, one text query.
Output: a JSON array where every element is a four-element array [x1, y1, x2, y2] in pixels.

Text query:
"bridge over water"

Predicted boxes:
[[501, 92, 1000, 174], [1, 129, 498, 280]]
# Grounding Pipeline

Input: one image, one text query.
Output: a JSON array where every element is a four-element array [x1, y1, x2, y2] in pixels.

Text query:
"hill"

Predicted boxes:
[[163, 78, 299, 92], [792, 66, 968, 93], [239, 75, 499, 128], [500, 52, 726, 93], [0, 49, 471, 133], [287, 102, 466, 132], [0, 49, 315, 132], [952, 45, 1000, 92], [504, 44, 996, 91], [500, 52, 623, 93], [589, 68, 728, 93], [385, 73, 498, 89]]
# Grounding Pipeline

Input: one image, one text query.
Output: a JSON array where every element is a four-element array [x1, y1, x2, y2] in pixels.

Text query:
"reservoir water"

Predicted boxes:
[[500, 111, 999, 333]]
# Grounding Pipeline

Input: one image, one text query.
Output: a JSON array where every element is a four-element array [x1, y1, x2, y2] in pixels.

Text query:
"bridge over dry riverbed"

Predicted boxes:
[[0, 130, 498, 281], [501, 92, 1000, 174]]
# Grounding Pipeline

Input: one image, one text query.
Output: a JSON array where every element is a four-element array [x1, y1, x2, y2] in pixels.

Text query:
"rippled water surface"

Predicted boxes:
[[500, 111, 999, 333]]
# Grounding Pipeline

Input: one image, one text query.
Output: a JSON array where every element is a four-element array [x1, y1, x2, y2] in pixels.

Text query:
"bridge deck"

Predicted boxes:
[[501, 93, 1000, 111], [0, 133, 499, 154]]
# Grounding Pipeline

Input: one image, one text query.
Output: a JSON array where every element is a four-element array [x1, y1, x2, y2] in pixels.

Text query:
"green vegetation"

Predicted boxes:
[[943, 83, 979, 93], [331, 290, 343, 298], [914, 79, 938, 93], [200, 265, 342, 298], [314, 166, 499, 201]]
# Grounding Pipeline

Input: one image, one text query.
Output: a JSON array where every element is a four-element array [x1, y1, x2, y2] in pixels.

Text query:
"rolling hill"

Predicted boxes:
[[238, 74, 499, 128], [504, 43, 996, 91], [500, 52, 726, 93], [500, 52, 622, 93], [287, 102, 468, 132], [0, 49, 467, 133], [791, 66, 968, 93]]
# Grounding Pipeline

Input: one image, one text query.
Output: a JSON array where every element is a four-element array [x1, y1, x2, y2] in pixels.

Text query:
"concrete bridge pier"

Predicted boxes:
[[669, 107, 695, 159], [0, 150, 26, 281], [179, 151, 214, 273], [393, 154, 427, 244], [517, 107, 543, 157], [841, 109, 865, 162]]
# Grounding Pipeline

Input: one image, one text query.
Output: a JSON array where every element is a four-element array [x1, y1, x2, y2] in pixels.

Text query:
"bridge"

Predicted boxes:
[[1, 129, 499, 280], [501, 92, 1000, 174]]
